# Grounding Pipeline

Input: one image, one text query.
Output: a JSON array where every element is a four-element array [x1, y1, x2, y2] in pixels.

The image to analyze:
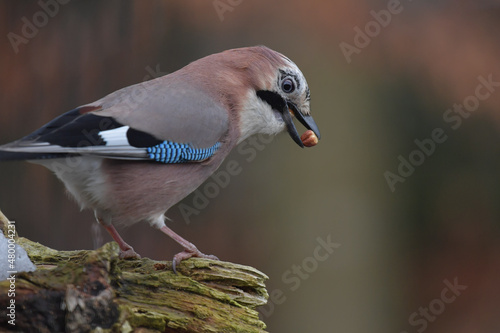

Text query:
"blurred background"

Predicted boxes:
[[2, 0, 500, 332]]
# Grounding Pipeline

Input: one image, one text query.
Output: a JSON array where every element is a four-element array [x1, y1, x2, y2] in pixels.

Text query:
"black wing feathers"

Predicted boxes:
[[25, 108, 123, 147], [0, 106, 167, 161], [126, 128, 163, 148]]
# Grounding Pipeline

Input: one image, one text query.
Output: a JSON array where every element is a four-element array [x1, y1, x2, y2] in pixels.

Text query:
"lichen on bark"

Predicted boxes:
[[0, 210, 269, 333]]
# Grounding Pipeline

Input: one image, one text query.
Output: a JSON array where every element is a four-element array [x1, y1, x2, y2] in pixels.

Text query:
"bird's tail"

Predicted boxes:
[[0, 148, 67, 161]]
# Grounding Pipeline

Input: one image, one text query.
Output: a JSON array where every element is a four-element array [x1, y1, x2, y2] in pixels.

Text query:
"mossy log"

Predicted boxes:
[[0, 210, 269, 332]]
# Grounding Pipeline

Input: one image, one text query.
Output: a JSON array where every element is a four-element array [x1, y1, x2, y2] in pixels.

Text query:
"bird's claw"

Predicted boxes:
[[172, 248, 219, 274], [118, 248, 141, 259]]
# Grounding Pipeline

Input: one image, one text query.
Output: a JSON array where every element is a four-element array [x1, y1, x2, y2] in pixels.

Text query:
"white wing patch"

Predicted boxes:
[[98, 126, 130, 146]]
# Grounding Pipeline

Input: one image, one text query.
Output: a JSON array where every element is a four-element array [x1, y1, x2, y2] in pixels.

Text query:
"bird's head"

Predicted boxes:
[[205, 46, 321, 147], [255, 58, 320, 148]]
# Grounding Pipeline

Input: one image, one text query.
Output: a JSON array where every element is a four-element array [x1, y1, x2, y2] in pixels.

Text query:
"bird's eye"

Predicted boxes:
[[281, 78, 295, 93]]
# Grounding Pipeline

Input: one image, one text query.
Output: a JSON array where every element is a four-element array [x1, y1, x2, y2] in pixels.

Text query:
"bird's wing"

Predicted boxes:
[[0, 78, 229, 163]]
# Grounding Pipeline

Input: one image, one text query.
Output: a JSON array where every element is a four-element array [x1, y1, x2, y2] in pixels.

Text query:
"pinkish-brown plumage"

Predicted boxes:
[[98, 124, 239, 229]]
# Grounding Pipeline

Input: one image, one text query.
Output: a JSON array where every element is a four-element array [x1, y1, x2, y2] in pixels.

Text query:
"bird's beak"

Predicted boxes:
[[282, 102, 321, 148]]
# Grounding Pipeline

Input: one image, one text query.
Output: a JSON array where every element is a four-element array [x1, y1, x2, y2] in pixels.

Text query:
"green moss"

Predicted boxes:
[[123, 308, 168, 331]]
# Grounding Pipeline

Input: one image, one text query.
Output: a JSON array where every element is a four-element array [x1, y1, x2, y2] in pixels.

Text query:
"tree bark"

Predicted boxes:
[[0, 210, 269, 333]]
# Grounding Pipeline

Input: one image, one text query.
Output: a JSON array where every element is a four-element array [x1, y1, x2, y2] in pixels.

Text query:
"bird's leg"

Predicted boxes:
[[159, 225, 219, 272], [102, 224, 141, 259]]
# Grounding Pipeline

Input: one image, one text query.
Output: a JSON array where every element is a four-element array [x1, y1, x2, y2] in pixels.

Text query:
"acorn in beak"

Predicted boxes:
[[281, 102, 321, 148]]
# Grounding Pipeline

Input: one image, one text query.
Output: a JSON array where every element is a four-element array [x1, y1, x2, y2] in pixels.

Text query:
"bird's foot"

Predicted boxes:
[[119, 248, 141, 259], [101, 223, 141, 259], [159, 225, 219, 273], [172, 246, 219, 273]]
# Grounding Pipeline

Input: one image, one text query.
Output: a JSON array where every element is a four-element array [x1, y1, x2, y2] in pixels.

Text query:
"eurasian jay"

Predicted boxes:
[[0, 46, 320, 271]]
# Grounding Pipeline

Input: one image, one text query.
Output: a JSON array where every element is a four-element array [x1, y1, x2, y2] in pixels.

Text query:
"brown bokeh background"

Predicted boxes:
[[2, 1, 500, 332]]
